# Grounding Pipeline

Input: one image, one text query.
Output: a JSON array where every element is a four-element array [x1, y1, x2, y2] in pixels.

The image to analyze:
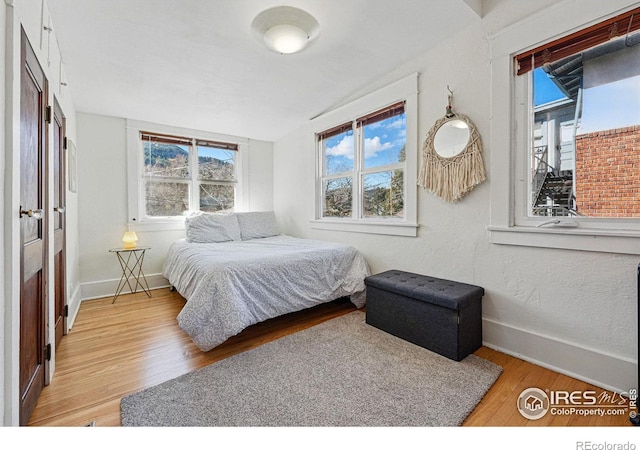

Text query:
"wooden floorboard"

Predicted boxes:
[[27, 288, 634, 428]]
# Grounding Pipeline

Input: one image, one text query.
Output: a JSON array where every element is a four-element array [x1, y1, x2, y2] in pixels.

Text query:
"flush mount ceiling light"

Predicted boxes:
[[251, 6, 320, 54]]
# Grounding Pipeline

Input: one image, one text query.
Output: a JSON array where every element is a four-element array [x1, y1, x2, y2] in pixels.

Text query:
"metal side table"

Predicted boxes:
[[109, 247, 152, 303]]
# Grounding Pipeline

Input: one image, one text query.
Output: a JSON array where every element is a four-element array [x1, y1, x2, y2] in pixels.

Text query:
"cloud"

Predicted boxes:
[[325, 130, 399, 161], [367, 117, 404, 131], [387, 118, 405, 129], [326, 135, 354, 159], [364, 136, 393, 159]]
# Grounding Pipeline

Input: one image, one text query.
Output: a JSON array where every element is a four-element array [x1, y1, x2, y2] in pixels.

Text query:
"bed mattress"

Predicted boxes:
[[162, 235, 370, 351]]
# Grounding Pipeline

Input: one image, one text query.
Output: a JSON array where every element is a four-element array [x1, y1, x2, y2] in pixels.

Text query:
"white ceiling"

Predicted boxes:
[[47, 0, 482, 142]]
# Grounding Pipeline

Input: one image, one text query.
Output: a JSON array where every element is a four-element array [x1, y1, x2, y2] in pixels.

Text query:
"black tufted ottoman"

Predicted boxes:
[[364, 270, 484, 361]]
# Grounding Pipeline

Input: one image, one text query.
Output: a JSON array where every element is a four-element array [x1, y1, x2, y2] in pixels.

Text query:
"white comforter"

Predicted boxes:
[[162, 235, 370, 351]]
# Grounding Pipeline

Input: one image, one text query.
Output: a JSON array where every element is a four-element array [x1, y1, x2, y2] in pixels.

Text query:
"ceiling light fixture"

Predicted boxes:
[[251, 6, 320, 55]]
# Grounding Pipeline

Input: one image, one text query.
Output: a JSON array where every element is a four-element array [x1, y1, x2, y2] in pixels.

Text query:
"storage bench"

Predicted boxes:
[[364, 270, 484, 361]]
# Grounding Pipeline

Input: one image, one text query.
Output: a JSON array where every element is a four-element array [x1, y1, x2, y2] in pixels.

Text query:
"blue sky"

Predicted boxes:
[[324, 113, 406, 177], [534, 67, 640, 133], [533, 68, 566, 106], [580, 75, 640, 133], [197, 146, 235, 164]]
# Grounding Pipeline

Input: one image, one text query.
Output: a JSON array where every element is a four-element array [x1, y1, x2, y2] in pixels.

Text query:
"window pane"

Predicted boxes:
[[198, 145, 236, 181], [363, 170, 404, 218], [323, 177, 352, 217], [143, 142, 190, 178], [145, 181, 189, 216], [363, 112, 406, 169], [199, 184, 234, 213], [323, 129, 354, 175], [530, 37, 640, 218]]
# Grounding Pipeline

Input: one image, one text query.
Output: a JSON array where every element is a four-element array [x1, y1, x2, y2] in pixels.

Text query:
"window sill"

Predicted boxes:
[[310, 219, 418, 237], [128, 220, 186, 232], [488, 225, 640, 255]]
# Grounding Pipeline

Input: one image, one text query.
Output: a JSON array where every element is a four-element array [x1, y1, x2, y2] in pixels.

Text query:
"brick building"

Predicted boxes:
[[575, 125, 640, 217]]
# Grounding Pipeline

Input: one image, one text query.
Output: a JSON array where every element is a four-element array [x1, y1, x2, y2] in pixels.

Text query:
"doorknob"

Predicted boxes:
[[54, 206, 65, 213], [19, 207, 43, 220]]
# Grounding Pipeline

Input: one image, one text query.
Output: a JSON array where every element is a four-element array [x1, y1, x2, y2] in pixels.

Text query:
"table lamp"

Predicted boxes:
[[122, 231, 138, 249]]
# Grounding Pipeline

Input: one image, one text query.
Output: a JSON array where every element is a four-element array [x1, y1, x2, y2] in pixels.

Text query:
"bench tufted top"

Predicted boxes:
[[364, 269, 484, 310]]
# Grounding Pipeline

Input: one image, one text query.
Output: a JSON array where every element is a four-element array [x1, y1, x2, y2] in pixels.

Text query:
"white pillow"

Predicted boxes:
[[185, 212, 241, 243], [236, 211, 280, 240]]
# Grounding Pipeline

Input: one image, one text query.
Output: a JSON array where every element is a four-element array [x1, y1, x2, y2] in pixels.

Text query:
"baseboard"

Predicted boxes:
[[483, 317, 636, 393], [80, 273, 171, 301], [66, 284, 82, 329]]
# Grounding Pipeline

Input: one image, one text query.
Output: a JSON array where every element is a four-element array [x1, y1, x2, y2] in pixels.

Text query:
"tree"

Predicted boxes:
[[143, 143, 236, 215]]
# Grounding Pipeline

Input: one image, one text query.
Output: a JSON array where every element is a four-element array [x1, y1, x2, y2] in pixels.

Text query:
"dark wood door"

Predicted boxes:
[[53, 99, 66, 348], [20, 28, 48, 426]]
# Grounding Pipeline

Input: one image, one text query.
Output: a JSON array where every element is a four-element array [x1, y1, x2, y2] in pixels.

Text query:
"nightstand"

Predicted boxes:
[[109, 247, 152, 303]]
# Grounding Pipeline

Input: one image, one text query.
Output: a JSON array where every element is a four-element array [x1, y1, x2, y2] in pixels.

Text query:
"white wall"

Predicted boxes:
[[246, 139, 275, 211], [77, 112, 274, 300], [2, 0, 80, 426], [274, 0, 638, 392]]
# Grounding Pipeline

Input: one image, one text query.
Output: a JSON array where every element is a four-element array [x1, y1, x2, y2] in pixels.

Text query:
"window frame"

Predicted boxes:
[[318, 102, 406, 220], [126, 119, 248, 231], [488, 1, 640, 255], [310, 73, 419, 237]]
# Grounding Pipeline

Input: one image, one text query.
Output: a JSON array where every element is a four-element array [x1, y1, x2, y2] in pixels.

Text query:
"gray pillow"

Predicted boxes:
[[185, 212, 242, 243], [236, 211, 280, 240]]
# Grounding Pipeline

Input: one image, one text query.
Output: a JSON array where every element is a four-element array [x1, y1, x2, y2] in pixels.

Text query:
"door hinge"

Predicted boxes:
[[45, 343, 52, 361], [63, 136, 68, 150], [45, 105, 52, 123], [64, 304, 69, 317]]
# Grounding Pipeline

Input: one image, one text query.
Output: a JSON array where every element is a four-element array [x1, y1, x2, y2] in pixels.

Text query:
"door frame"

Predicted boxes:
[[4, 4, 24, 426], [19, 25, 49, 426], [52, 97, 67, 349]]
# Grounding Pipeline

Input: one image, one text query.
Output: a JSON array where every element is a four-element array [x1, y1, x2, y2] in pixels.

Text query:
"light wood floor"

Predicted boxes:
[[28, 288, 632, 427]]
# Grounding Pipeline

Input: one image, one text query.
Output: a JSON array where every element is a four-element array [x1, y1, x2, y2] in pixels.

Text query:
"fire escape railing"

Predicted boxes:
[[532, 145, 553, 205]]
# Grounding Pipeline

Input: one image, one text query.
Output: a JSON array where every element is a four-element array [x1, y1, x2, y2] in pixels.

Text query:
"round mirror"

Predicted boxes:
[[419, 112, 485, 202], [433, 119, 470, 158]]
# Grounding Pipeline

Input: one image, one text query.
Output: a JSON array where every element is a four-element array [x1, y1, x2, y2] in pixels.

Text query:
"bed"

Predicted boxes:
[[162, 211, 370, 351]]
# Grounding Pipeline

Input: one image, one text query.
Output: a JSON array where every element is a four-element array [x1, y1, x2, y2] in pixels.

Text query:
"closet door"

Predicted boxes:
[[19, 28, 49, 426], [53, 99, 67, 348]]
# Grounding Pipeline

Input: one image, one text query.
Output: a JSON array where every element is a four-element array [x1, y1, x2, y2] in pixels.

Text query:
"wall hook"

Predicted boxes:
[[446, 85, 455, 117]]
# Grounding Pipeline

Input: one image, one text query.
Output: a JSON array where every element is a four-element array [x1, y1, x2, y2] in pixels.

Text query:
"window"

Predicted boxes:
[[311, 73, 418, 237], [141, 132, 192, 217], [195, 140, 237, 212], [516, 7, 640, 221], [141, 132, 238, 217], [127, 120, 246, 229], [488, 4, 640, 254], [319, 102, 406, 220]]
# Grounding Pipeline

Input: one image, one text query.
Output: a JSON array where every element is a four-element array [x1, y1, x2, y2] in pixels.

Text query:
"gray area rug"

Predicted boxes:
[[120, 311, 502, 426]]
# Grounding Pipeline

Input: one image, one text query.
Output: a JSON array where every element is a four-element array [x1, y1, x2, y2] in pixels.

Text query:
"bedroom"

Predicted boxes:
[[1, 0, 639, 440]]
